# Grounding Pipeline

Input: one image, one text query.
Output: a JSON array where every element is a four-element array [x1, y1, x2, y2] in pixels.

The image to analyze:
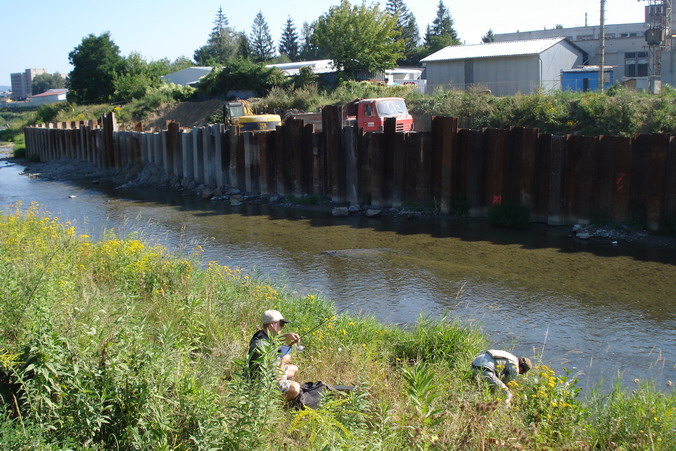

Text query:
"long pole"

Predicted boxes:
[[599, 0, 606, 91]]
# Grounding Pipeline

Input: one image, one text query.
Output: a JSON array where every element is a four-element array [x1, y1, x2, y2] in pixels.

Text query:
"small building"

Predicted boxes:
[[161, 67, 213, 86], [421, 37, 587, 96], [561, 66, 614, 92], [266, 59, 339, 86], [28, 88, 68, 106], [384, 68, 426, 93]]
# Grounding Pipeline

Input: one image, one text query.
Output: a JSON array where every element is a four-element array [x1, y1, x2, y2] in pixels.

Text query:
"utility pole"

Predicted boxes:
[[599, 0, 606, 91]]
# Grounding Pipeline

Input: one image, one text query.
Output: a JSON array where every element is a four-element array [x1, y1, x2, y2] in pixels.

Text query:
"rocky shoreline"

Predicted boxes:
[[6, 150, 676, 251]]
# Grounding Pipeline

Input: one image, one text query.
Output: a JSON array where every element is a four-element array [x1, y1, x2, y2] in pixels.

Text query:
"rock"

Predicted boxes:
[[576, 232, 591, 240], [332, 207, 349, 217], [269, 195, 280, 202], [68, 195, 76, 198], [572, 224, 583, 232], [230, 195, 243, 206], [348, 204, 360, 213], [229, 188, 241, 195], [366, 209, 382, 217], [201, 189, 214, 199]]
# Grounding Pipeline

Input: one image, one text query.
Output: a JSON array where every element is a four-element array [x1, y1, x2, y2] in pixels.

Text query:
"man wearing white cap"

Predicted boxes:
[[247, 309, 302, 401]]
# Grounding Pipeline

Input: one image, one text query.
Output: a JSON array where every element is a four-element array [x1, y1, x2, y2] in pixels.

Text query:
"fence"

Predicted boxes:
[[24, 107, 676, 231]]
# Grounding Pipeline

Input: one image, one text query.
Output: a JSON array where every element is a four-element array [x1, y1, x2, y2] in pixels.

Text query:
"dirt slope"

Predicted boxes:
[[144, 100, 224, 129]]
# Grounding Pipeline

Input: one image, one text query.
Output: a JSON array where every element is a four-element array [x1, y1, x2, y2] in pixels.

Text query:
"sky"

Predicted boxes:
[[1, 0, 648, 86]]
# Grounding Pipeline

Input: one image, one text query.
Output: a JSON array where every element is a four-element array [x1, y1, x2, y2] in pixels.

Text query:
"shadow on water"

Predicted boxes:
[[108, 181, 676, 267]]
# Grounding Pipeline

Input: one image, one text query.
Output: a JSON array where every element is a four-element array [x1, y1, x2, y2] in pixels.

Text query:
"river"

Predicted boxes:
[[1, 152, 674, 392]]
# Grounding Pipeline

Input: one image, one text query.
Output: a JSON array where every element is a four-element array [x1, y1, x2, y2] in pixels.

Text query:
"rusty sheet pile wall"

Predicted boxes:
[[24, 107, 676, 230]]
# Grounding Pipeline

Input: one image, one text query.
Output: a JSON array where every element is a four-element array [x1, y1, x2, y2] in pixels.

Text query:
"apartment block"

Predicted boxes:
[[10, 68, 47, 100]]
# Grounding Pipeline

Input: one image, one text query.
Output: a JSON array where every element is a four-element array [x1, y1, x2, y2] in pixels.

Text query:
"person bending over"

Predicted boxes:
[[471, 349, 532, 404]]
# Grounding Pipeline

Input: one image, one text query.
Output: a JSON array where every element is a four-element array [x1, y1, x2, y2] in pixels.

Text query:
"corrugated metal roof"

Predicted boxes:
[[421, 37, 568, 63], [32, 89, 68, 98]]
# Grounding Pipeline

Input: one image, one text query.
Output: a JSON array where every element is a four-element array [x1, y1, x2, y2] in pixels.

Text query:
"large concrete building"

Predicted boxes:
[[10, 68, 47, 100], [421, 37, 586, 96], [494, 3, 675, 89]]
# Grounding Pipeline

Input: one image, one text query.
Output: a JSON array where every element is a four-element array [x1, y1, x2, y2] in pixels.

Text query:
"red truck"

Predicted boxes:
[[289, 97, 414, 132]]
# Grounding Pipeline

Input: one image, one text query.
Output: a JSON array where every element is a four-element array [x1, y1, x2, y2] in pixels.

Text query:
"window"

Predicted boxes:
[[625, 52, 648, 77]]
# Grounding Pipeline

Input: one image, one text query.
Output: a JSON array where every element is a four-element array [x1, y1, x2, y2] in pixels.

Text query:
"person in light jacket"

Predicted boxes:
[[471, 349, 532, 404]]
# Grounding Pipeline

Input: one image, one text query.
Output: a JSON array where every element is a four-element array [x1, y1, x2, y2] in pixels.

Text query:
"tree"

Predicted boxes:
[[31, 72, 65, 95], [386, 0, 420, 65], [112, 52, 169, 102], [196, 58, 286, 97], [250, 11, 275, 62], [279, 16, 300, 62], [193, 7, 238, 65], [299, 21, 324, 61], [67, 32, 124, 104], [236, 32, 252, 59], [424, 1, 461, 53], [314, 0, 403, 79], [482, 29, 495, 43]]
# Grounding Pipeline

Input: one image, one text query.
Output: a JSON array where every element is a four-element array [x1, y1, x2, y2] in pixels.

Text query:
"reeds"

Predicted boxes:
[[0, 203, 673, 449]]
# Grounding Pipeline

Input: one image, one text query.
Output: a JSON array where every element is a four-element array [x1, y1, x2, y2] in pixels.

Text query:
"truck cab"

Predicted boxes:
[[346, 97, 413, 132]]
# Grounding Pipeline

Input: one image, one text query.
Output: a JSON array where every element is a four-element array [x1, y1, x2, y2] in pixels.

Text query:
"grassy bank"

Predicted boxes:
[[0, 203, 673, 449]]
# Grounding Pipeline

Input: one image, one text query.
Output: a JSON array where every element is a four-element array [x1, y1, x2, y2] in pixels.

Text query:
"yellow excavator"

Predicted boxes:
[[223, 99, 281, 132]]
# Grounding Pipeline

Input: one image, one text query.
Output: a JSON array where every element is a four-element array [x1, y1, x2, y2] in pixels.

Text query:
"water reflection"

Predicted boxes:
[[1, 157, 674, 391]]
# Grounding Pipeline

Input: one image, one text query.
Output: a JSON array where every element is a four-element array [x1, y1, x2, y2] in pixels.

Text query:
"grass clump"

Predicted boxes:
[[0, 202, 673, 449]]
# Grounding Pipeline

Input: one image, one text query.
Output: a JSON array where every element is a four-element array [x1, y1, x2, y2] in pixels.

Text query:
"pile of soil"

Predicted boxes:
[[144, 100, 224, 130]]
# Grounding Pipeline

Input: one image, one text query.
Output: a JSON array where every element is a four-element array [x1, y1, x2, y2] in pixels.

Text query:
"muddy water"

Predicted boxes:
[[1, 155, 674, 391]]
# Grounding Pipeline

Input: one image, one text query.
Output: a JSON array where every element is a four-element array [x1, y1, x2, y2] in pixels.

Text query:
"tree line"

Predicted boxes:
[[54, 0, 477, 105]]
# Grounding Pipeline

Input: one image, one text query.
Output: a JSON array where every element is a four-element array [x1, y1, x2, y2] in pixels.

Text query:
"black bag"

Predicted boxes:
[[291, 381, 331, 409]]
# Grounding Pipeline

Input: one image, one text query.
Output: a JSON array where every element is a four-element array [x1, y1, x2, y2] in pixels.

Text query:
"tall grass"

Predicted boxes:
[[0, 202, 673, 449]]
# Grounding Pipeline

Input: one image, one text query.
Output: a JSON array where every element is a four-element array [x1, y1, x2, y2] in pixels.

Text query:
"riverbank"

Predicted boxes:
[[0, 206, 672, 449], [9, 151, 676, 252]]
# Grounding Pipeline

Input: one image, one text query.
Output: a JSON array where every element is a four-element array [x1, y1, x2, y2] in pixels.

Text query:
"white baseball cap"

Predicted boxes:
[[262, 309, 290, 325]]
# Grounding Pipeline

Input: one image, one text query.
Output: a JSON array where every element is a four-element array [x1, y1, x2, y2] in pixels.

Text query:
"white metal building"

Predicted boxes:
[[161, 67, 213, 86], [421, 38, 586, 96], [28, 89, 68, 106]]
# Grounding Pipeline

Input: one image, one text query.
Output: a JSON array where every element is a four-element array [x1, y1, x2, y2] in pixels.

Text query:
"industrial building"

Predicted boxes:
[[494, 1, 674, 91], [421, 38, 586, 96]]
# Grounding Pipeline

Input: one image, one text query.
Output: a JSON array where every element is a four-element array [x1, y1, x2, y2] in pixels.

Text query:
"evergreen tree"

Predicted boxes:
[[237, 32, 252, 59], [250, 11, 275, 62], [279, 16, 300, 62], [424, 1, 461, 53], [482, 29, 495, 43], [193, 7, 238, 65], [386, 0, 420, 65]]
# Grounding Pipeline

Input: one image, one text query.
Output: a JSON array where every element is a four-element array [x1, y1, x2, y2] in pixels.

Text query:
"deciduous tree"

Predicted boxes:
[[299, 21, 324, 61], [250, 11, 275, 62], [314, 0, 402, 79], [67, 32, 124, 104], [31, 73, 65, 95]]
